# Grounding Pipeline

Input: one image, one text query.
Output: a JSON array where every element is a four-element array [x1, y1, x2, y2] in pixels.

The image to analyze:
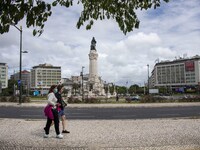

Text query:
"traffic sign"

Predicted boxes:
[[18, 80, 21, 86]]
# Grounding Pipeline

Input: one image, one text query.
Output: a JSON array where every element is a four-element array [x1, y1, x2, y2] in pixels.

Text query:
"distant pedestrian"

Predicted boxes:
[[43, 85, 63, 139], [116, 94, 119, 102], [55, 84, 70, 134]]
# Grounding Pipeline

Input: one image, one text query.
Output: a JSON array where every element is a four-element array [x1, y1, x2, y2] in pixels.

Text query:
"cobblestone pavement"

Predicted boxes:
[[1, 102, 200, 150], [1, 118, 200, 150]]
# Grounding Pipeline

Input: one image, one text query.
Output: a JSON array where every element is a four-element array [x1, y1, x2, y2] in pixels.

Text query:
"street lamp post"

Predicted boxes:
[[147, 64, 150, 95], [13, 25, 23, 104], [81, 66, 85, 101], [12, 25, 28, 104]]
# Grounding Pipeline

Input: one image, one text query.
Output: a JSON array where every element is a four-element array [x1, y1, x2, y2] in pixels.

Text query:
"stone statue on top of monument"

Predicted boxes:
[[90, 37, 96, 50]]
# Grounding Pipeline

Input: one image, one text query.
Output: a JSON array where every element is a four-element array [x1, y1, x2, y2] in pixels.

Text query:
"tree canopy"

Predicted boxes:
[[0, 0, 169, 36]]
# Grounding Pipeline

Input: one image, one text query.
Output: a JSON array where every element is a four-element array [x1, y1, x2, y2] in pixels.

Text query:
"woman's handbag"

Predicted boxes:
[[61, 100, 67, 108]]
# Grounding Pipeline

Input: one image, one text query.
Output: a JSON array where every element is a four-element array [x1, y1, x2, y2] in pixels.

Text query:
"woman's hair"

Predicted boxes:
[[57, 84, 64, 92], [48, 85, 57, 94]]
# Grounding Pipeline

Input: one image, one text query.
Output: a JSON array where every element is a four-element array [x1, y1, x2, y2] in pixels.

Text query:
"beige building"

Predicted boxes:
[[31, 63, 61, 94], [150, 55, 200, 92], [71, 76, 82, 84], [11, 70, 31, 90], [0, 63, 8, 89]]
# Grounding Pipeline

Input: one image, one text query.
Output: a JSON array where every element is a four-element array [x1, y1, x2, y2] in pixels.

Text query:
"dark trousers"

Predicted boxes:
[[44, 108, 60, 135]]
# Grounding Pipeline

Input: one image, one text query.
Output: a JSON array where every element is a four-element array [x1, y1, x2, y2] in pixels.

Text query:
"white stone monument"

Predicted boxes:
[[88, 37, 105, 96]]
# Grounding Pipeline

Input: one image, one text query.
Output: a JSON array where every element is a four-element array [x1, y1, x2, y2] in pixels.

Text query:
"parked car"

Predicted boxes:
[[125, 95, 141, 101]]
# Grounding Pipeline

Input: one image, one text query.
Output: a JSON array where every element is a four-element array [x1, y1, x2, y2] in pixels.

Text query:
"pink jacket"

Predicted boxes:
[[44, 104, 61, 119], [44, 104, 54, 119]]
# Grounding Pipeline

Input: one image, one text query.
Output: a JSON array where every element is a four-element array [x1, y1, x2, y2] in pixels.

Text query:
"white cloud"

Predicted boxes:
[[125, 32, 161, 46], [0, 0, 200, 86], [150, 47, 177, 60]]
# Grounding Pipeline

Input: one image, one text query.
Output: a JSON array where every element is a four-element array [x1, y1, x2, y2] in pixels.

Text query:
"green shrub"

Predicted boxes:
[[140, 95, 200, 103], [0, 96, 8, 102], [178, 95, 200, 102], [0, 96, 30, 103], [85, 97, 100, 103], [140, 95, 167, 103], [67, 96, 82, 103], [22, 96, 31, 103], [9, 96, 18, 102]]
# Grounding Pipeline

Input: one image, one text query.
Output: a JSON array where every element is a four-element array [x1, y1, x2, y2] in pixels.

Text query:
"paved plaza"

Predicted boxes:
[[0, 103, 200, 150]]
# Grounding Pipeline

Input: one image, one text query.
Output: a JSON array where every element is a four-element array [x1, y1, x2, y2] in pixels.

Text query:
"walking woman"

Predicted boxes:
[[44, 85, 63, 139], [55, 84, 70, 133]]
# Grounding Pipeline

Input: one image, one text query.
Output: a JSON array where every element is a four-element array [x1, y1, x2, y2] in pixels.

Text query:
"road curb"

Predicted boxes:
[[1, 102, 200, 108]]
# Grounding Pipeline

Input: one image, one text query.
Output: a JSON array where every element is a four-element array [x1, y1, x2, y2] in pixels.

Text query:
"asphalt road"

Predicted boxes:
[[1, 105, 200, 120]]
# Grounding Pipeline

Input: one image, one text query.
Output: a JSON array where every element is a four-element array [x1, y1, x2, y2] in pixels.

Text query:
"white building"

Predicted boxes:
[[30, 63, 61, 94], [150, 55, 200, 92], [0, 63, 8, 90]]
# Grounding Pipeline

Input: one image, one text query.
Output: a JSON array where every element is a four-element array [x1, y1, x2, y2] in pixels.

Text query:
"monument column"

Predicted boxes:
[[89, 37, 98, 83]]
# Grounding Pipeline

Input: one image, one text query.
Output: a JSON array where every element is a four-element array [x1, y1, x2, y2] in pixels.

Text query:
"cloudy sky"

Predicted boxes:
[[0, 0, 200, 86]]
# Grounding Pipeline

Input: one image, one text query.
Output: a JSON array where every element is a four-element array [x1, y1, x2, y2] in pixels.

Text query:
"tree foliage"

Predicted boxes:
[[117, 86, 127, 95], [0, 0, 169, 36], [129, 84, 139, 94], [1, 79, 17, 96]]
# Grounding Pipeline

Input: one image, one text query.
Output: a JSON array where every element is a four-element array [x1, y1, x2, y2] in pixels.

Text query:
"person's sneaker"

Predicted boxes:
[[56, 134, 63, 139], [62, 130, 70, 133], [43, 134, 49, 138]]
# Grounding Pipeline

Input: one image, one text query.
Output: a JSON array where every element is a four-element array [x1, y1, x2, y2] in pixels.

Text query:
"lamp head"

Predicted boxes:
[[22, 51, 28, 53]]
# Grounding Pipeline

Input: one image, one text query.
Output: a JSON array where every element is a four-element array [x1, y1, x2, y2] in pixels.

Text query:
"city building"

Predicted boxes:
[[0, 63, 8, 90], [30, 63, 61, 95], [71, 75, 82, 84], [61, 78, 73, 91], [150, 55, 200, 93], [61, 75, 90, 97], [11, 70, 31, 92]]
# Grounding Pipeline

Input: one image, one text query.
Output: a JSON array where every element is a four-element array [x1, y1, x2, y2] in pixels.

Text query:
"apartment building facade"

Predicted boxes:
[[31, 63, 61, 94], [0, 63, 8, 90], [11, 70, 31, 90], [150, 55, 200, 92]]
